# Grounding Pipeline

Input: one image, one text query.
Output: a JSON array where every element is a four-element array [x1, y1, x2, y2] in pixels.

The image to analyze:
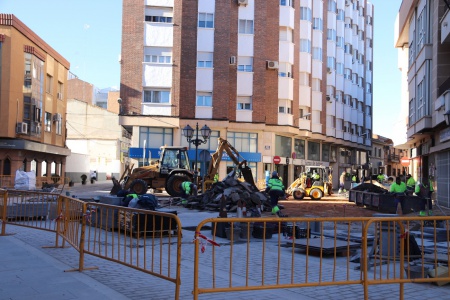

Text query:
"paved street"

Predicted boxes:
[[1, 181, 449, 299]]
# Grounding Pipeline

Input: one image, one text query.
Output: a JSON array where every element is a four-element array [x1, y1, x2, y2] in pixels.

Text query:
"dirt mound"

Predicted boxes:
[[351, 183, 388, 194]]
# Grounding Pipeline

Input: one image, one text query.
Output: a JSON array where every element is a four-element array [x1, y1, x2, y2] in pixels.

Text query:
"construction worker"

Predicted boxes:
[[312, 170, 320, 182], [213, 173, 219, 183], [338, 171, 346, 194], [377, 173, 385, 183], [266, 171, 285, 215], [180, 181, 197, 205], [406, 174, 415, 195], [327, 171, 333, 195], [415, 177, 434, 216], [390, 176, 407, 215]]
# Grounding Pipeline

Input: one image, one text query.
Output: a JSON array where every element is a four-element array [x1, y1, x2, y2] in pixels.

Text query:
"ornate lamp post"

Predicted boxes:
[[182, 123, 211, 188]]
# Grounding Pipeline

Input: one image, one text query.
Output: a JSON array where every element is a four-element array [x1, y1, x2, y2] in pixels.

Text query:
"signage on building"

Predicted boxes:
[[273, 156, 281, 164]]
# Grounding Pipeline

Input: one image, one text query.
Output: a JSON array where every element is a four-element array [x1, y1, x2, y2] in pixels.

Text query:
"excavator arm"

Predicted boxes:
[[205, 137, 256, 188]]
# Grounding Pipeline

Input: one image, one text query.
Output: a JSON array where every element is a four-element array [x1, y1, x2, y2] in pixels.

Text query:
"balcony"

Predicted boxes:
[[441, 9, 450, 44], [387, 154, 400, 163]]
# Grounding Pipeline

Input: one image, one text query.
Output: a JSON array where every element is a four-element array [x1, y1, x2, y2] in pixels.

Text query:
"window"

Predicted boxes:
[[328, 0, 337, 13], [227, 132, 258, 153], [140, 127, 173, 149], [143, 90, 170, 103], [358, 30, 364, 40], [337, 9, 345, 21], [239, 19, 254, 34], [327, 56, 336, 70], [417, 9, 426, 50], [198, 13, 214, 28], [335, 91, 343, 102], [278, 101, 292, 114], [344, 43, 352, 54], [145, 15, 173, 23], [312, 79, 321, 91], [313, 18, 323, 30], [409, 98, 415, 126], [237, 57, 253, 72], [366, 15, 372, 25], [344, 94, 351, 105], [197, 52, 213, 68], [366, 105, 371, 115], [352, 73, 357, 84], [358, 77, 363, 87], [322, 143, 330, 162], [300, 39, 311, 53], [345, 18, 352, 28], [24, 55, 31, 88], [327, 29, 336, 41], [358, 53, 364, 64], [307, 141, 320, 161], [366, 60, 372, 71], [366, 82, 372, 93], [196, 92, 212, 106], [366, 38, 373, 48], [46, 74, 53, 94], [57, 82, 63, 100], [344, 68, 352, 80], [336, 63, 344, 75], [300, 7, 312, 21], [144, 47, 172, 64], [417, 80, 424, 119], [237, 97, 252, 110], [280, 0, 294, 6], [409, 36, 415, 67], [45, 112, 52, 132], [312, 47, 322, 61], [145, 54, 172, 64], [299, 72, 310, 85], [56, 116, 62, 135], [336, 36, 344, 48]]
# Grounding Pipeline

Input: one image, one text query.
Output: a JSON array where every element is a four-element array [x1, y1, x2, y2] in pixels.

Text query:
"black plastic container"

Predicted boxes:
[[252, 222, 275, 239]]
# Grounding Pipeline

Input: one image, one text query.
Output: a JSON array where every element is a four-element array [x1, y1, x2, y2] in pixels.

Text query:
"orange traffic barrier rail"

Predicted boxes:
[[0, 190, 182, 300], [82, 202, 182, 298], [193, 216, 450, 299]]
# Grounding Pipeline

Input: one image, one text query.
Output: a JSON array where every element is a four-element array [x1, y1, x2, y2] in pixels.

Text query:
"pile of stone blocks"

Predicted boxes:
[[187, 172, 270, 212]]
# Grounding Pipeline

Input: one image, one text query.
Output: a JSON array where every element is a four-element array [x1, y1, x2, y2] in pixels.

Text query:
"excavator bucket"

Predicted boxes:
[[239, 165, 256, 188]]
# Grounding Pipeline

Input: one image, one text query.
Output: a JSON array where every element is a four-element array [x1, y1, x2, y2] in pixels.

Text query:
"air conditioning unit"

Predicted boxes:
[[53, 113, 62, 122], [17, 122, 28, 134], [229, 56, 236, 65], [326, 95, 332, 102], [266, 60, 279, 69], [327, 67, 332, 74], [237, 0, 248, 6], [345, 0, 350, 6]]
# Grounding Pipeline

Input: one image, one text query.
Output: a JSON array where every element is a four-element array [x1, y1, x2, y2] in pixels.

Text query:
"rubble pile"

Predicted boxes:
[[351, 183, 389, 193], [186, 171, 270, 212]]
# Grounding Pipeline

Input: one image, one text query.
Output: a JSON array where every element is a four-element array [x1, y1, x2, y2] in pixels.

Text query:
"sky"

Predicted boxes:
[[2, 0, 403, 140]]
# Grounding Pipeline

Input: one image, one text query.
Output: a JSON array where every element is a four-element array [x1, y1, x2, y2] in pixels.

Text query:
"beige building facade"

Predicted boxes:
[[0, 14, 70, 186]]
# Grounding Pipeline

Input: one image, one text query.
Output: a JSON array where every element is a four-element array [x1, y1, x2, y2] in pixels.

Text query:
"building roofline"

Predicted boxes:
[[0, 14, 70, 69]]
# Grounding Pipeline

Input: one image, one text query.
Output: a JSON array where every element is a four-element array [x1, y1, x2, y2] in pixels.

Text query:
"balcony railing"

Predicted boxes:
[[387, 154, 400, 163]]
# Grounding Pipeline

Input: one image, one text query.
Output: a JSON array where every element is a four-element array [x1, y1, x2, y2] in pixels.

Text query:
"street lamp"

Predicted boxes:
[[182, 123, 212, 188]]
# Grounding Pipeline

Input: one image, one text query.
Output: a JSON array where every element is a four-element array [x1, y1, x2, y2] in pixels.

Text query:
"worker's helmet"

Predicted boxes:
[[272, 171, 278, 177], [406, 174, 411, 179]]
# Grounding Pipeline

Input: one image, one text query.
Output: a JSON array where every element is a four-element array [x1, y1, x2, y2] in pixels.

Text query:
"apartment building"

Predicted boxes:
[[395, 0, 450, 207], [119, 0, 374, 188], [0, 14, 70, 185]]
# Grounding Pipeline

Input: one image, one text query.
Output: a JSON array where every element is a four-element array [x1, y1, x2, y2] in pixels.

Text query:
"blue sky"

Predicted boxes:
[[2, 0, 402, 139]]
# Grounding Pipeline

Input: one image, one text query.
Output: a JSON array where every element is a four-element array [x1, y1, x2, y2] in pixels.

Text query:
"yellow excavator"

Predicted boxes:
[[202, 137, 256, 190], [286, 166, 332, 200]]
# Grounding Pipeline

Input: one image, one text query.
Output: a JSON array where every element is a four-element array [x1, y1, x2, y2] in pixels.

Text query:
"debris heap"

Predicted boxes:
[[186, 171, 270, 212], [351, 183, 389, 193]]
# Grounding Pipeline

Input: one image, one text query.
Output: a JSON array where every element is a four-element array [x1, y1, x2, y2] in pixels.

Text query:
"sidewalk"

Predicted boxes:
[[0, 234, 128, 300]]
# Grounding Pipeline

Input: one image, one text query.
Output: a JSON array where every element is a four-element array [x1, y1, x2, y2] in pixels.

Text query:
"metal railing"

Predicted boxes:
[[0, 190, 182, 299], [193, 216, 450, 299]]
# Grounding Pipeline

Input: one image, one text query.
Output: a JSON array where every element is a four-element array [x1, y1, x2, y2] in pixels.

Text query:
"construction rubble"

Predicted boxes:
[[185, 171, 270, 214]]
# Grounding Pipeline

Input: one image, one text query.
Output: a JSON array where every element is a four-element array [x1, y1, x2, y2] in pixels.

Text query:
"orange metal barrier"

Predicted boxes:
[[82, 202, 182, 298], [362, 216, 450, 299], [0, 190, 182, 300], [194, 216, 450, 299]]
